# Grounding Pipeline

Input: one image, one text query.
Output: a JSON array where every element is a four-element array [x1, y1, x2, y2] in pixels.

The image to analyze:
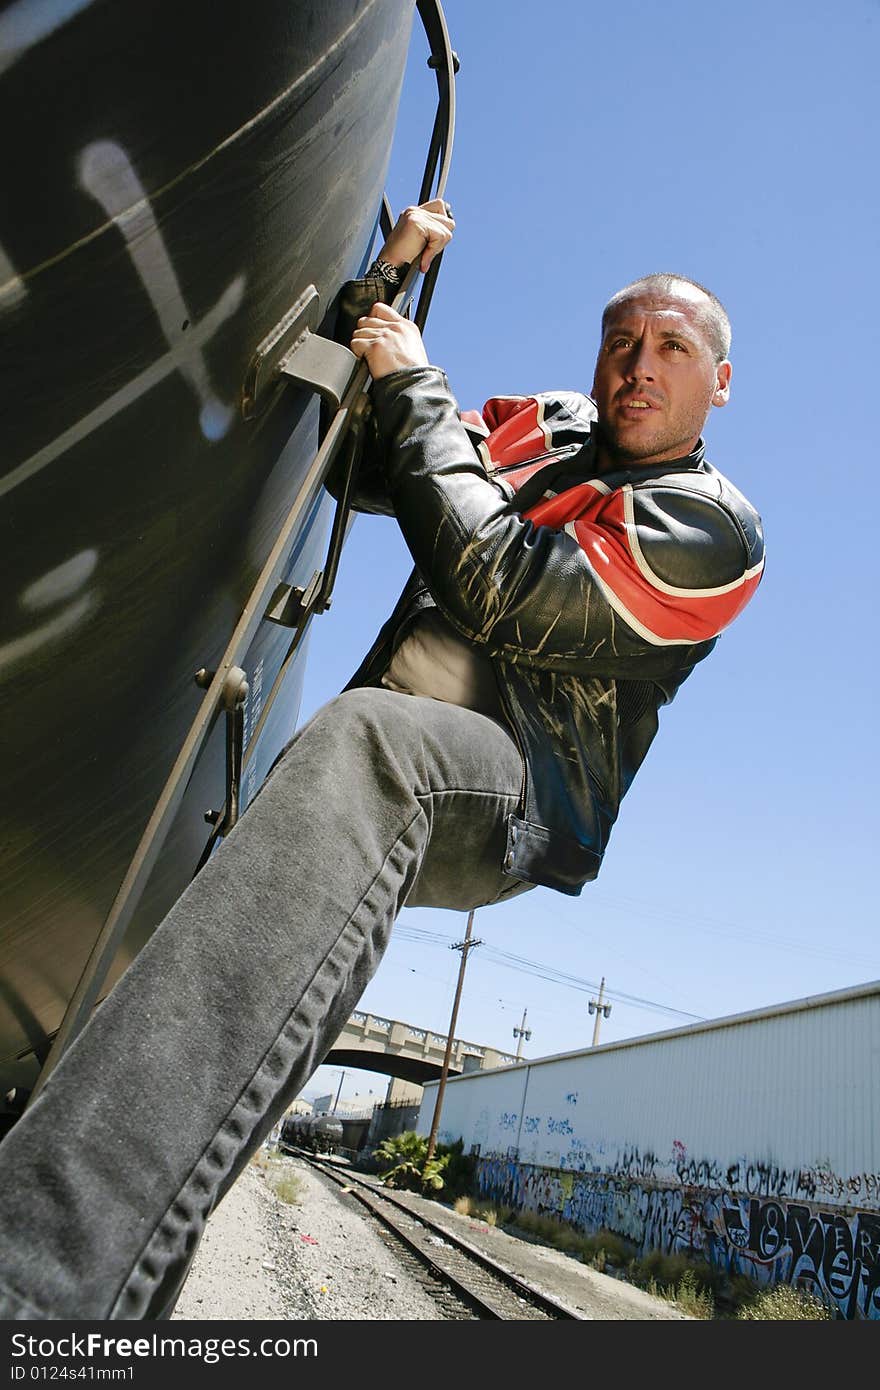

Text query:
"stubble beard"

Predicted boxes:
[[596, 402, 708, 467], [595, 419, 685, 466]]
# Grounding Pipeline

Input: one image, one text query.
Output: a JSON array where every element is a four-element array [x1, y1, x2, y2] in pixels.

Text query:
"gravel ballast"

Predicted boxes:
[[172, 1154, 448, 1321], [172, 1151, 690, 1322]]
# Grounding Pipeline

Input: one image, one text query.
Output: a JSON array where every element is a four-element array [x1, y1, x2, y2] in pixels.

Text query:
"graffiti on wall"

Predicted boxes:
[[476, 1157, 880, 1319], [545, 1136, 879, 1207]]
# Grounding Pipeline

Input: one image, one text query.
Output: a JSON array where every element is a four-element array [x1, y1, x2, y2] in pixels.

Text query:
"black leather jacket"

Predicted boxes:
[[331, 278, 765, 895]]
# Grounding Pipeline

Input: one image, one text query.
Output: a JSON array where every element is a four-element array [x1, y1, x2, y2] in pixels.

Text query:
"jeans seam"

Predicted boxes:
[[108, 802, 427, 1319], [416, 787, 522, 804]]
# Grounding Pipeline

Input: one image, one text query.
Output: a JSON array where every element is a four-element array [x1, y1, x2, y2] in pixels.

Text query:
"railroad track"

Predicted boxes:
[[282, 1148, 586, 1321]]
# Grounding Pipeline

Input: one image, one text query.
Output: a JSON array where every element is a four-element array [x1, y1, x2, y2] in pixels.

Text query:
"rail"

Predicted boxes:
[[299, 1154, 587, 1320]]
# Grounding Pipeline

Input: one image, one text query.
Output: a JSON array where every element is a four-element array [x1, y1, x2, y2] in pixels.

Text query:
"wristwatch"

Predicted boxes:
[[367, 258, 409, 288]]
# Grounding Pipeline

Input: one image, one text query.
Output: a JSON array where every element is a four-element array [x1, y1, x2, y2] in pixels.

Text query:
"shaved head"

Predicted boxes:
[[603, 274, 731, 362]]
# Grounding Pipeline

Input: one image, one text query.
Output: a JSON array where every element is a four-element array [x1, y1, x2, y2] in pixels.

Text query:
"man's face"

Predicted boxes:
[[591, 289, 731, 467]]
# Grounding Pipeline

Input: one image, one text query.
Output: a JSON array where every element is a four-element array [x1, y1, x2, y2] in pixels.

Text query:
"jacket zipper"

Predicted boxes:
[[484, 444, 581, 821], [488, 444, 580, 478]]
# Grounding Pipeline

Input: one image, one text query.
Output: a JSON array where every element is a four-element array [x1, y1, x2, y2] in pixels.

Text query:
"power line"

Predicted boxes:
[[476, 942, 704, 1020], [392, 922, 703, 1022]]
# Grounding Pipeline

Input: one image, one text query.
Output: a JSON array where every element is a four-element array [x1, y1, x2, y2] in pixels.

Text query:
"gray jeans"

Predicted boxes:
[[0, 689, 528, 1319]]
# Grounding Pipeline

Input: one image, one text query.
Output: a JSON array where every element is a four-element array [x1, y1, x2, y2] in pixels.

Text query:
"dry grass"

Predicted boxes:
[[250, 1149, 304, 1206], [267, 1173, 303, 1205], [453, 1195, 513, 1226], [510, 1208, 635, 1268], [650, 1269, 716, 1319], [449, 1200, 824, 1319], [373, 1181, 837, 1319]]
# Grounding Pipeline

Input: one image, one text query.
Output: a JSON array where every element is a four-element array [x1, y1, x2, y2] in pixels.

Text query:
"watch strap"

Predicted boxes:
[[367, 258, 409, 287]]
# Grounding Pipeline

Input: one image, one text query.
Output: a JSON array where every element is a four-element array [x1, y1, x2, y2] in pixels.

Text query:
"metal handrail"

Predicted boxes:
[[193, 0, 457, 877], [318, 0, 458, 607], [28, 0, 457, 1103], [412, 0, 458, 333]]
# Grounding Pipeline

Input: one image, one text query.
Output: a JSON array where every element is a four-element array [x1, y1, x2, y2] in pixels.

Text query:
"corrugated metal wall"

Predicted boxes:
[[416, 982, 880, 1318]]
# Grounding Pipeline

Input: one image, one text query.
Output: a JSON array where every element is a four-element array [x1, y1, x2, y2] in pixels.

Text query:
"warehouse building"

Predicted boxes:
[[416, 980, 880, 1318]]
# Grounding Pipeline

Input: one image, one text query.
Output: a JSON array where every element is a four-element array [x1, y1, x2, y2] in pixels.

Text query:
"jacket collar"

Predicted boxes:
[[564, 429, 707, 486], [604, 435, 707, 483]]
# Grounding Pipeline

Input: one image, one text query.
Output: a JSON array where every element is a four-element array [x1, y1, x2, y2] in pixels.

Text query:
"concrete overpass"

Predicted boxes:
[[322, 1009, 518, 1085]]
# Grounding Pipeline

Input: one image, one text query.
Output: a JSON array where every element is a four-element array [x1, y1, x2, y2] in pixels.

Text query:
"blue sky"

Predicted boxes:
[[299, 0, 879, 1102]]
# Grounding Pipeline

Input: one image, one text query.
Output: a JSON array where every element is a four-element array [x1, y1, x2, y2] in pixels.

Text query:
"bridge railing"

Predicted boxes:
[[348, 1010, 517, 1066]]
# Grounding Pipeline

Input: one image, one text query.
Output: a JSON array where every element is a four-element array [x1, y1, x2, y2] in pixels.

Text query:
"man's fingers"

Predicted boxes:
[[418, 219, 454, 272], [351, 309, 411, 359], [360, 302, 405, 322], [419, 196, 455, 220]]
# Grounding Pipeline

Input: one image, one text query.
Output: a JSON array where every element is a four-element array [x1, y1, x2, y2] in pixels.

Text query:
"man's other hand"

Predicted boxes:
[[350, 302, 430, 379], [376, 197, 455, 274]]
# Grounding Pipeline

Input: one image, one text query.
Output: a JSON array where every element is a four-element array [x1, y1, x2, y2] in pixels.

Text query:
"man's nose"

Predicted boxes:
[[626, 346, 656, 381]]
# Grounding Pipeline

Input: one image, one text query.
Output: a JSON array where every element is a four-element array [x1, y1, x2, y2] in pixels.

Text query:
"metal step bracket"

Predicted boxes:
[[264, 568, 324, 628], [241, 284, 358, 418]]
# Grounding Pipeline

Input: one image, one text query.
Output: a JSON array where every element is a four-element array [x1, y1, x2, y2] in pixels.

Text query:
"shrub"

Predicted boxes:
[[586, 1228, 635, 1267], [669, 1269, 715, 1319], [374, 1131, 449, 1194], [435, 1137, 478, 1199], [510, 1208, 570, 1244], [638, 1248, 691, 1284], [737, 1284, 832, 1320]]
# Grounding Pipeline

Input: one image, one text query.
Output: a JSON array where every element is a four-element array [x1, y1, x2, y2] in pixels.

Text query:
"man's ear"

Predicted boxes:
[[712, 360, 732, 408]]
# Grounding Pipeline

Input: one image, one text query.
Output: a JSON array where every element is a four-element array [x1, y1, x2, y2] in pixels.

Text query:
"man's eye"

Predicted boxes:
[[610, 338, 632, 350], [666, 340, 687, 352]]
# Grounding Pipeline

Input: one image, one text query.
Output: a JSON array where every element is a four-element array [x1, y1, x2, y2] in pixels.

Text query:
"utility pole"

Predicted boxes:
[[588, 977, 612, 1046], [425, 909, 482, 1163], [513, 1007, 531, 1061], [331, 1069, 346, 1114]]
